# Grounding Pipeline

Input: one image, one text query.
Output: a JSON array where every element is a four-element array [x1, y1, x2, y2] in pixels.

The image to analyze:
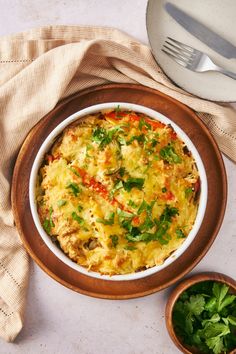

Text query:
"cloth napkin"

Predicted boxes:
[[0, 25, 236, 342]]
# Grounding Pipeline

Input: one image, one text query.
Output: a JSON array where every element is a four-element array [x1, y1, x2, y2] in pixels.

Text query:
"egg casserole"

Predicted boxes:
[[36, 108, 200, 275]]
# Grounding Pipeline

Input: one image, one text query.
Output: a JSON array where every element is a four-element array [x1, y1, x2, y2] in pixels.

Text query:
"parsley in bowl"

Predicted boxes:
[[166, 273, 236, 354]]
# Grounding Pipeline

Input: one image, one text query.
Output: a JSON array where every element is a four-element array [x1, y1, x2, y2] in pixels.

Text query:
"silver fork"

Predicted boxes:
[[162, 37, 236, 80]]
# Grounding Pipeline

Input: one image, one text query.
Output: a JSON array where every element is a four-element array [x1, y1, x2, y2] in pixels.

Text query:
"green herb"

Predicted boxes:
[[57, 199, 67, 207], [124, 245, 137, 251], [139, 117, 151, 131], [85, 144, 93, 157], [160, 144, 182, 164], [109, 235, 119, 247], [125, 205, 178, 244], [72, 211, 84, 225], [128, 200, 138, 208], [92, 125, 124, 149], [66, 182, 80, 196], [153, 155, 160, 161], [96, 212, 115, 225], [115, 105, 120, 113], [173, 281, 236, 354], [118, 167, 126, 177], [176, 228, 186, 239], [43, 219, 51, 234], [185, 187, 193, 198], [162, 187, 167, 193], [150, 138, 158, 147], [77, 205, 83, 212], [109, 180, 123, 199], [127, 134, 145, 145], [43, 206, 55, 234], [69, 167, 81, 177], [123, 177, 145, 192]]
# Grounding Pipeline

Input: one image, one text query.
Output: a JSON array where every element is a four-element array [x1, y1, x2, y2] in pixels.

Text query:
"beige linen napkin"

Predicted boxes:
[[0, 25, 236, 342]]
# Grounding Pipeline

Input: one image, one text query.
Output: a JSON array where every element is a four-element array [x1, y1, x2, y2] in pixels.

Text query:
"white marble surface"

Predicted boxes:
[[0, 1, 236, 354]]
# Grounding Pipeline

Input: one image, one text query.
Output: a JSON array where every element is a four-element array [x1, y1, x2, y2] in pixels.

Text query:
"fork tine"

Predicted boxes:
[[167, 37, 194, 53], [161, 49, 187, 67], [165, 40, 193, 59], [163, 43, 193, 61]]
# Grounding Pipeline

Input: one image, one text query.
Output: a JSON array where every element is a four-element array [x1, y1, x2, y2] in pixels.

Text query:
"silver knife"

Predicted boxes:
[[165, 2, 236, 59]]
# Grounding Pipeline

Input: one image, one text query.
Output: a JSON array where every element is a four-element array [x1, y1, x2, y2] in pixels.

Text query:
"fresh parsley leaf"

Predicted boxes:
[[205, 336, 225, 354], [72, 211, 84, 225], [176, 228, 185, 239], [123, 177, 145, 192], [127, 134, 145, 145], [213, 283, 236, 312], [185, 187, 193, 198], [162, 187, 167, 193], [66, 182, 80, 196], [77, 205, 83, 212], [69, 166, 81, 177], [57, 199, 67, 207], [173, 281, 236, 354], [109, 180, 123, 199], [92, 125, 125, 149], [160, 144, 182, 164], [109, 235, 119, 247], [118, 167, 126, 177], [43, 219, 51, 234], [43, 207, 55, 234], [186, 294, 206, 316], [124, 245, 137, 251], [139, 117, 151, 131], [96, 212, 115, 225], [128, 200, 138, 208], [228, 315, 236, 326]]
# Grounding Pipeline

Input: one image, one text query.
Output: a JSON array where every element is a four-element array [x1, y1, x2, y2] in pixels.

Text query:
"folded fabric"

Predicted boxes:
[[0, 25, 235, 342]]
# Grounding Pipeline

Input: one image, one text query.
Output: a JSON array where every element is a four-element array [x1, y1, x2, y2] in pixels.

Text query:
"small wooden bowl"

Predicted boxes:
[[165, 272, 236, 354]]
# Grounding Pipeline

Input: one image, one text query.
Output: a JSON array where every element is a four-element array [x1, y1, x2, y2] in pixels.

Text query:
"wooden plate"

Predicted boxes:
[[11, 84, 227, 299]]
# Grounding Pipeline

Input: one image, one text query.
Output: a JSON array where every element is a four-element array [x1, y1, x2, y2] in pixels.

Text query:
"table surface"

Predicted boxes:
[[1, 1, 235, 354]]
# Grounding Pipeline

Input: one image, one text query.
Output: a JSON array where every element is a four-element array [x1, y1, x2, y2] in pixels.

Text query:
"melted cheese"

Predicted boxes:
[[36, 109, 200, 275]]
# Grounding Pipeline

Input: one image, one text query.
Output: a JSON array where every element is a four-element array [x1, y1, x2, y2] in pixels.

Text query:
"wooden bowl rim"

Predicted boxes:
[[165, 272, 236, 354], [11, 84, 227, 299]]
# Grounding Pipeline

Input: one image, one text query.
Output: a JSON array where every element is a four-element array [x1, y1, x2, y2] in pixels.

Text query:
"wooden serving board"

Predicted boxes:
[[11, 84, 227, 299]]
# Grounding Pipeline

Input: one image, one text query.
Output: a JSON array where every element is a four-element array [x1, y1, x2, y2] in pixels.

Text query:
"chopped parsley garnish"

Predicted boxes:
[[97, 212, 115, 225], [77, 205, 83, 212], [128, 200, 138, 208], [118, 167, 126, 177], [162, 187, 167, 193], [43, 206, 55, 234], [160, 144, 182, 164], [66, 182, 80, 196], [173, 281, 236, 354], [92, 125, 125, 149], [127, 134, 145, 145], [109, 235, 119, 248], [72, 211, 84, 225], [150, 138, 158, 147], [124, 245, 137, 251], [176, 228, 185, 238], [185, 187, 193, 198], [139, 117, 151, 131], [109, 180, 123, 199], [123, 205, 178, 245], [123, 177, 145, 192], [69, 167, 81, 177], [115, 105, 120, 113], [57, 199, 67, 207]]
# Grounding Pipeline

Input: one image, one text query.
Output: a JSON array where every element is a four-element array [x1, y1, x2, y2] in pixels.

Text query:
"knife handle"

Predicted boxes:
[[215, 66, 236, 80]]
